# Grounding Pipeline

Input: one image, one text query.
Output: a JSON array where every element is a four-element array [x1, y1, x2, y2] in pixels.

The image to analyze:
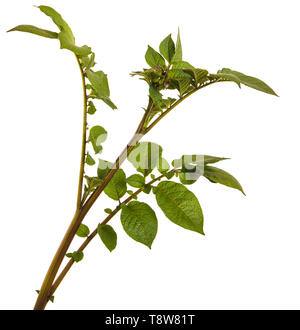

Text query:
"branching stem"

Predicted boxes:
[[33, 92, 150, 310], [49, 170, 176, 298], [34, 74, 224, 310]]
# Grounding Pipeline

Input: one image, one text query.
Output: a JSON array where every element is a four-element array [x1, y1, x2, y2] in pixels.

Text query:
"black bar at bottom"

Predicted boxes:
[[0, 309, 295, 328]]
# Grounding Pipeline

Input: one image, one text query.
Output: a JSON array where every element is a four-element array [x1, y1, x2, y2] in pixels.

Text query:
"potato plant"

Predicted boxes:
[[8, 5, 277, 310]]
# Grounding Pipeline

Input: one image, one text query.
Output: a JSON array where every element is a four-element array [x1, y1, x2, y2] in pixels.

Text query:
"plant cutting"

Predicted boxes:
[[8, 5, 277, 310]]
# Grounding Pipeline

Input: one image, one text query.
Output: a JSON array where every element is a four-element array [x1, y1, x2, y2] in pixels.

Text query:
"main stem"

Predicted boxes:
[[34, 55, 88, 310]]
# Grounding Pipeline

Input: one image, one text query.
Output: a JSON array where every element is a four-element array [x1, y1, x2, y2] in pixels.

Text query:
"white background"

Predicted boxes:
[[0, 0, 299, 310]]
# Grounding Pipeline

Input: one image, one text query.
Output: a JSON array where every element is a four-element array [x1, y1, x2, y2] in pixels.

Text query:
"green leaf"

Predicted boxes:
[[172, 61, 194, 69], [162, 97, 176, 108], [142, 184, 152, 194], [159, 34, 175, 63], [172, 155, 229, 185], [154, 181, 204, 234], [66, 251, 84, 262], [99, 96, 117, 110], [157, 158, 170, 173], [86, 70, 110, 98], [145, 46, 166, 68], [185, 68, 208, 85], [86, 152, 95, 166], [38, 5, 73, 39], [76, 224, 90, 238], [144, 104, 163, 127], [80, 53, 95, 70], [131, 67, 165, 86], [149, 85, 163, 107], [172, 155, 229, 168], [177, 79, 192, 95], [172, 29, 182, 63], [204, 166, 245, 195], [201, 155, 229, 164], [128, 142, 163, 176], [87, 101, 96, 115], [168, 69, 192, 80], [121, 201, 158, 248], [7, 25, 58, 39], [104, 208, 113, 214], [163, 172, 175, 180], [104, 169, 127, 200], [216, 68, 278, 96], [38, 5, 91, 56], [97, 159, 113, 179], [73, 251, 84, 262], [167, 68, 192, 95], [126, 174, 145, 188], [58, 32, 91, 56], [89, 126, 107, 154], [179, 165, 202, 185], [98, 224, 117, 252], [85, 176, 103, 190]]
